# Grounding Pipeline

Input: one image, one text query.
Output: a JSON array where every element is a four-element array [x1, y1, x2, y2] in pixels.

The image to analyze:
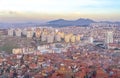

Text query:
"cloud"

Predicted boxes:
[[0, 0, 120, 21], [0, 11, 22, 16], [0, 0, 120, 13]]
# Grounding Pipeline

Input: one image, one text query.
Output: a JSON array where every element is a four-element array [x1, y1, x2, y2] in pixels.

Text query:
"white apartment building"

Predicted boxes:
[[105, 31, 113, 44]]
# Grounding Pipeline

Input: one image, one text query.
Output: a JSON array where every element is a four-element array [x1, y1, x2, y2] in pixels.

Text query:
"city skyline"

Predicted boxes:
[[0, 0, 120, 23]]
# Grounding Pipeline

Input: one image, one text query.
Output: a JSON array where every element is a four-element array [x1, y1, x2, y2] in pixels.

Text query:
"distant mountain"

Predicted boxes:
[[0, 22, 44, 29], [47, 18, 96, 27], [74, 18, 95, 25], [0, 18, 120, 29], [47, 19, 73, 26], [115, 22, 120, 25]]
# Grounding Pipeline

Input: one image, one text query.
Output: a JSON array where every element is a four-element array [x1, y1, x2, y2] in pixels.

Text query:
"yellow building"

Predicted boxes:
[[69, 33, 73, 37], [28, 47, 34, 52], [76, 34, 81, 42], [12, 48, 22, 54], [70, 35, 76, 43], [58, 32, 65, 39], [64, 34, 71, 43], [35, 28, 41, 38]]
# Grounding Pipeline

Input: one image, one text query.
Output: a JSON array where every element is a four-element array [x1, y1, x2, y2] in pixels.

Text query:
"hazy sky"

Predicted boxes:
[[0, 0, 120, 22]]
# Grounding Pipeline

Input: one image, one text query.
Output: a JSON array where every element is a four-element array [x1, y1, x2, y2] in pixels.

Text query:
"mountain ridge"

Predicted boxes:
[[47, 18, 95, 27], [0, 18, 120, 28]]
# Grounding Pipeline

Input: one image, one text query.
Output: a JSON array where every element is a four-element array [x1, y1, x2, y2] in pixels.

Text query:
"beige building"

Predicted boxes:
[[47, 34, 54, 43], [55, 34, 61, 42], [41, 33, 47, 42], [26, 28, 34, 38], [105, 31, 113, 44], [22, 28, 27, 36], [8, 28, 14, 36], [15, 28, 22, 37], [37, 45, 49, 50]]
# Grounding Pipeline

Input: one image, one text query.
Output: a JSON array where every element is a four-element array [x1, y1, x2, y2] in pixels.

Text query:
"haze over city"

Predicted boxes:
[[0, 0, 120, 78], [0, 0, 120, 23]]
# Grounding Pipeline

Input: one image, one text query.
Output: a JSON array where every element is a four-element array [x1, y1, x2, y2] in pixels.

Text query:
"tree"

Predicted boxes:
[[0, 42, 18, 54]]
